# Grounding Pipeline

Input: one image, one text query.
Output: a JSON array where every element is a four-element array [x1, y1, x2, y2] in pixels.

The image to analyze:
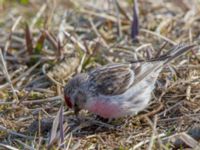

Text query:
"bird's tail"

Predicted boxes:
[[130, 44, 195, 64], [157, 44, 196, 65], [132, 44, 196, 86]]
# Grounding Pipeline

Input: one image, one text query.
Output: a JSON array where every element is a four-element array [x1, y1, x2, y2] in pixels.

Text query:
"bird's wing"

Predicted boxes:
[[88, 44, 195, 96], [131, 61, 164, 87], [88, 63, 135, 95], [88, 62, 164, 96]]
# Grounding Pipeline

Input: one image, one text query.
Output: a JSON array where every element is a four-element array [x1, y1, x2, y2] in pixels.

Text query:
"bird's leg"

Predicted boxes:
[[74, 105, 82, 123], [95, 115, 114, 123]]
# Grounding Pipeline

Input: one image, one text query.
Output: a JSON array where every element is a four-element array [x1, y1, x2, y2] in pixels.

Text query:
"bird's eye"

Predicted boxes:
[[64, 95, 72, 108]]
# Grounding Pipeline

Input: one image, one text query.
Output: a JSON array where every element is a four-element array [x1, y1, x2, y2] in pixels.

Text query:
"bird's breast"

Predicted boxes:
[[86, 99, 123, 118]]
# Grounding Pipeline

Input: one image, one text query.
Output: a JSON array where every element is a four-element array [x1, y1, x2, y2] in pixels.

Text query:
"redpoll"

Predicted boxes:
[[64, 44, 194, 118]]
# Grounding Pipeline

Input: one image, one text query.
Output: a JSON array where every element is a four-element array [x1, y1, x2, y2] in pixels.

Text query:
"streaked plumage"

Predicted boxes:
[[64, 44, 195, 118]]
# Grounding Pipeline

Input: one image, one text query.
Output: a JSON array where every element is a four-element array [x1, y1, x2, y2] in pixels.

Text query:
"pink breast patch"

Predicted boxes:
[[87, 100, 122, 118]]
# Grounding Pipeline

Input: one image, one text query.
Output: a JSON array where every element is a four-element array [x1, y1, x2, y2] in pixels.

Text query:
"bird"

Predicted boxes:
[[64, 44, 195, 119]]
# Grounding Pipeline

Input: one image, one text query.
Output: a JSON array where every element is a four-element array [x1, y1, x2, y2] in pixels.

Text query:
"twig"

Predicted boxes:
[[22, 95, 62, 104], [66, 133, 72, 150], [59, 105, 65, 149], [0, 125, 47, 141], [115, 0, 131, 21], [42, 63, 64, 87], [78, 8, 119, 23], [141, 29, 177, 45], [158, 100, 183, 117], [0, 143, 18, 150], [114, 0, 122, 37], [57, 11, 68, 45], [30, 4, 47, 29], [88, 18, 109, 48], [137, 102, 164, 119], [63, 31, 86, 52], [131, 133, 166, 150], [131, 0, 139, 40], [4, 16, 22, 55], [0, 95, 61, 105], [135, 43, 153, 52], [14, 139, 35, 150], [0, 60, 41, 90], [77, 53, 86, 73], [0, 49, 19, 102], [147, 116, 159, 150]]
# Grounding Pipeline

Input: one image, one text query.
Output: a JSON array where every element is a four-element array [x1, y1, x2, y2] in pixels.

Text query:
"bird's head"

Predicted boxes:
[[64, 73, 88, 116]]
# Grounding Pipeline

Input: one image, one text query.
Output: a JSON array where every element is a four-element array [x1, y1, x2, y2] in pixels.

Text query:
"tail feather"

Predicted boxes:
[[163, 44, 195, 65], [130, 44, 196, 64], [132, 44, 196, 86]]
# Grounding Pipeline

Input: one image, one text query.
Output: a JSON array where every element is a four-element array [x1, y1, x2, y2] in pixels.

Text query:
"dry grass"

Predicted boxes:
[[0, 0, 200, 149]]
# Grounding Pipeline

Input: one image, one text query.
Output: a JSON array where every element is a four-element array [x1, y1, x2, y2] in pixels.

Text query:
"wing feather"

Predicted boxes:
[[87, 44, 195, 97], [131, 61, 164, 86], [89, 63, 134, 95]]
